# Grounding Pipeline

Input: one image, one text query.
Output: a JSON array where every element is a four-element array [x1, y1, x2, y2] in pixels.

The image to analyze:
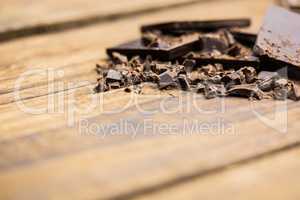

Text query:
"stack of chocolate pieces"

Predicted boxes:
[[95, 5, 300, 101]]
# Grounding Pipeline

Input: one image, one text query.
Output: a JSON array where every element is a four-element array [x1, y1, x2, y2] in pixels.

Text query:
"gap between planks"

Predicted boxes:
[[0, 0, 273, 106], [0, 0, 212, 43], [133, 144, 300, 200], [0, 100, 299, 200]]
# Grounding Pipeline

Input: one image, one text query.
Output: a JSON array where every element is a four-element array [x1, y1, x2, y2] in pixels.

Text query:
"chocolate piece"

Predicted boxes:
[[272, 78, 294, 100], [108, 82, 121, 89], [254, 6, 300, 69], [204, 83, 226, 99], [159, 70, 177, 89], [202, 64, 217, 76], [183, 59, 196, 72], [221, 71, 245, 86], [230, 31, 257, 47], [199, 35, 229, 53], [289, 83, 300, 100], [188, 32, 259, 68], [192, 56, 260, 68], [273, 87, 288, 100], [239, 67, 257, 83], [177, 74, 190, 91], [107, 34, 199, 61], [124, 87, 132, 93], [257, 71, 279, 80], [155, 63, 169, 74], [142, 32, 159, 47], [94, 79, 109, 93], [141, 19, 251, 34], [188, 71, 206, 84], [144, 71, 160, 83], [111, 52, 128, 64], [199, 30, 236, 53], [197, 82, 205, 93], [227, 84, 265, 100], [106, 69, 122, 82], [208, 74, 222, 84], [128, 71, 143, 85]]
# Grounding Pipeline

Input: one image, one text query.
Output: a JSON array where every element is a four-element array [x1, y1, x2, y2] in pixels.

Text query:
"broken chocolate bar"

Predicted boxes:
[[230, 31, 257, 47], [107, 34, 199, 61], [254, 6, 300, 69], [177, 74, 190, 91], [186, 30, 260, 67], [159, 70, 177, 89], [204, 83, 226, 99], [227, 84, 265, 100], [141, 19, 251, 34]]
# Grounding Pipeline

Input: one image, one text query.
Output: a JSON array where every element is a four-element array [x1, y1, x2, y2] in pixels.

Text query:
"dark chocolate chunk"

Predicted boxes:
[[188, 71, 206, 84], [197, 82, 205, 93], [208, 75, 222, 84], [227, 84, 265, 100], [257, 71, 279, 80], [230, 31, 257, 47], [111, 52, 128, 64], [159, 70, 177, 89], [124, 87, 132, 93], [199, 35, 229, 53], [183, 59, 196, 72], [144, 71, 160, 83], [204, 83, 226, 99], [239, 67, 257, 83], [273, 87, 288, 100], [202, 64, 217, 76], [141, 19, 251, 34], [192, 56, 260, 68], [107, 34, 199, 61], [188, 31, 259, 68], [254, 6, 300, 69], [221, 71, 245, 86], [199, 30, 235, 53], [177, 74, 190, 91], [106, 69, 122, 82], [94, 79, 109, 93], [289, 83, 300, 101], [142, 32, 159, 47], [155, 63, 169, 74], [108, 82, 121, 89]]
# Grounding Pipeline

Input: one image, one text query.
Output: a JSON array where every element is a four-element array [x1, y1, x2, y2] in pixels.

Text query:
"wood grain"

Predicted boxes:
[[136, 147, 300, 200], [0, 0, 272, 105], [0, 0, 206, 42], [2, 1, 299, 200], [0, 96, 299, 200]]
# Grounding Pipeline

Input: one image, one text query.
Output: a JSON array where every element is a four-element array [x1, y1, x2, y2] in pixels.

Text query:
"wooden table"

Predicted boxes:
[[1, 0, 300, 199]]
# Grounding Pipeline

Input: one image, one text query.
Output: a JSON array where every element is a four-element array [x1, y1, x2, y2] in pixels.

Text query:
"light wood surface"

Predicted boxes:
[[2, 0, 300, 200], [136, 147, 300, 200], [0, 0, 203, 42], [0, 0, 271, 105]]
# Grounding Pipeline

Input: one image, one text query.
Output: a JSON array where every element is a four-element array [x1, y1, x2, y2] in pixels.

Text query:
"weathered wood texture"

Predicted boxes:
[[0, 92, 300, 200], [0, 0, 271, 105], [136, 147, 300, 200], [1, 0, 300, 200], [0, 0, 203, 42]]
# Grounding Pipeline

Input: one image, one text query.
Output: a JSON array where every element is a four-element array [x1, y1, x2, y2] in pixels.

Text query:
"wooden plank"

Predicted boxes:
[[3, 1, 299, 200], [0, 95, 299, 200], [135, 147, 300, 200], [0, 0, 203, 42], [0, 0, 273, 105]]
